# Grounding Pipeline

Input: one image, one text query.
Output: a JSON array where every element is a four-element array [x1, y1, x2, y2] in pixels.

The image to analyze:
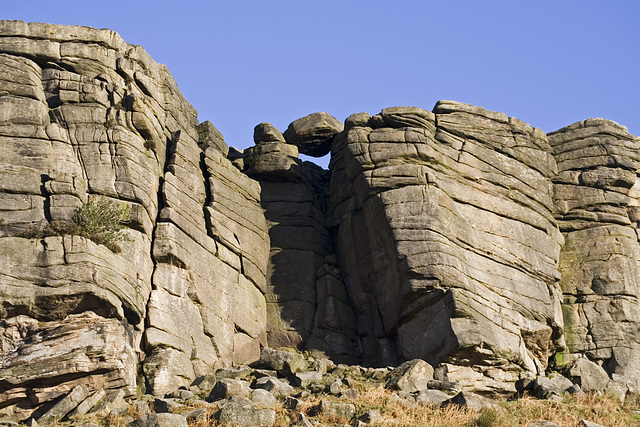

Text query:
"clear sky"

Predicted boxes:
[[4, 1, 639, 168]]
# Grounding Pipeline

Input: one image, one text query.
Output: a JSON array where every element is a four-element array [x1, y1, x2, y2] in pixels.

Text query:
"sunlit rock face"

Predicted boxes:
[[0, 21, 269, 417], [328, 103, 565, 392], [550, 118, 640, 388], [2, 19, 640, 420]]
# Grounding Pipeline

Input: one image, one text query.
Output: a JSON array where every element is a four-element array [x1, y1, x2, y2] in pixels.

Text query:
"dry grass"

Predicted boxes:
[[176, 385, 640, 427], [52, 384, 640, 426]]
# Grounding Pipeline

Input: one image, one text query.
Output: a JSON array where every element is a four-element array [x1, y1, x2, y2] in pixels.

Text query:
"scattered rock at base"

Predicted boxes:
[[415, 389, 451, 406], [385, 359, 434, 393], [442, 391, 499, 411], [310, 400, 355, 421], [259, 348, 307, 376], [566, 358, 611, 393], [217, 396, 276, 426]]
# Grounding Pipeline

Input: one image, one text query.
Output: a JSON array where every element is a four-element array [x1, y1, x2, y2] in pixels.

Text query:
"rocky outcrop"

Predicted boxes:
[[11, 348, 623, 427], [283, 112, 343, 157], [0, 20, 269, 419], [1, 19, 640, 423], [243, 122, 358, 363], [550, 119, 640, 387], [329, 103, 564, 393]]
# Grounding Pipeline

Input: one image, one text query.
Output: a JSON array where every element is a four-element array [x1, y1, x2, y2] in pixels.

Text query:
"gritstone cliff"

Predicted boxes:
[[0, 21, 639, 421]]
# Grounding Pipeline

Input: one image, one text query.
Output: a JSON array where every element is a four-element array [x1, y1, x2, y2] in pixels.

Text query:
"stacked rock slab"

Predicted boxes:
[[329, 103, 565, 393], [0, 20, 269, 420], [243, 122, 358, 363], [550, 119, 640, 387]]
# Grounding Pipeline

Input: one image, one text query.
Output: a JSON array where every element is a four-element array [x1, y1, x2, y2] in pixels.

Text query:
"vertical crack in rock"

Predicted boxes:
[[328, 104, 565, 394], [244, 120, 359, 364], [2, 20, 640, 419]]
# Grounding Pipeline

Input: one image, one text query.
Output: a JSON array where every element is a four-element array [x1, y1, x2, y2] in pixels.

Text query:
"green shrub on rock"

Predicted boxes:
[[71, 196, 131, 252]]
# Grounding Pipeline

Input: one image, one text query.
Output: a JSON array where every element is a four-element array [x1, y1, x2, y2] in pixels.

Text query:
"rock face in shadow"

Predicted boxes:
[[243, 122, 358, 364], [2, 19, 640, 420], [329, 103, 565, 392], [550, 119, 640, 387]]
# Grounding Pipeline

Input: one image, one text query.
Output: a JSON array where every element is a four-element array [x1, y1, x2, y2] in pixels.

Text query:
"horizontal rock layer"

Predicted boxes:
[[329, 103, 565, 390], [0, 20, 270, 413], [0, 20, 640, 420], [550, 119, 640, 388]]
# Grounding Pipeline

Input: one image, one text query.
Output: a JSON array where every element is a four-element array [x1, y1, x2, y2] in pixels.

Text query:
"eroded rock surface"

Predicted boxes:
[[0, 20, 269, 418], [1, 19, 640, 422], [550, 118, 640, 387], [243, 122, 358, 363], [329, 102, 565, 391]]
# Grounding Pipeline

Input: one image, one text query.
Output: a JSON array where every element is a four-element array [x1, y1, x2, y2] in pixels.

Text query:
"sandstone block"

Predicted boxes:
[[385, 359, 434, 393], [217, 396, 276, 426], [283, 112, 343, 157]]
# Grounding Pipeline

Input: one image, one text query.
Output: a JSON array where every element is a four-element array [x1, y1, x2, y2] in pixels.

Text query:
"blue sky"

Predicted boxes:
[[4, 1, 639, 168]]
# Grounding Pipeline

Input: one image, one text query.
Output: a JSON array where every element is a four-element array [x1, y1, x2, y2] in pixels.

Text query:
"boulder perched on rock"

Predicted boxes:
[[253, 122, 286, 144], [283, 112, 343, 157]]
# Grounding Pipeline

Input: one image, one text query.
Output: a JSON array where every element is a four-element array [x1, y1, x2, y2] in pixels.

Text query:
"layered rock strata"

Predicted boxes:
[[329, 104, 565, 393], [243, 122, 358, 363], [550, 119, 640, 387], [0, 20, 269, 419], [1, 19, 640, 422]]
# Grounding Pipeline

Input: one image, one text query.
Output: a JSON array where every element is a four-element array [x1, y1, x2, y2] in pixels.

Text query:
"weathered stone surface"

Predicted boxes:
[[254, 122, 286, 144], [0, 21, 269, 410], [251, 389, 277, 408], [36, 385, 89, 425], [550, 119, 640, 388], [283, 112, 343, 157], [197, 120, 228, 156], [217, 396, 276, 426], [330, 100, 564, 388], [3, 19, 640, 408], [565, 357, 610, 392], [245, 126, 357, 362], [90, 389, 128, 415], [312, 400, 355, 421], [442, 391, 499, 411], [415, 389, 450, 406], [0, 313, 135, 420], [252, 377, 294, 399], [207, 379, 251, 402], [128, 413, 188, 427], [259, 348, 307, 375], [292, 371, 323, 387], [385, 359, 434, 393]]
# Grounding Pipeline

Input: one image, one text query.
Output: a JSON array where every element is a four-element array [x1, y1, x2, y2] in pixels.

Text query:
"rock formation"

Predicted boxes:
[[0, 20, 639, 423], [0, 20, 269, 420], [550, 119, 640, 388], [328, 104, 564, 394]]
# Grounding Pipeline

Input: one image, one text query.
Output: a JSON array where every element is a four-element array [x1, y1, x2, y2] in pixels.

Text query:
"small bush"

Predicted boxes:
[[71, 196, 131, 252]]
